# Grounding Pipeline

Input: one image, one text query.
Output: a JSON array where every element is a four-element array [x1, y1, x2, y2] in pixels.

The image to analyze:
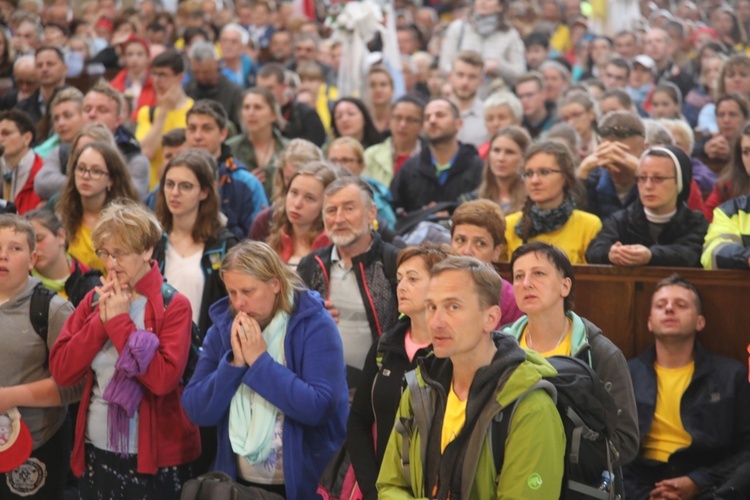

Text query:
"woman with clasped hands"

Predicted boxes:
[[181, 240, 348, 499], [49, 199, 200, 499]]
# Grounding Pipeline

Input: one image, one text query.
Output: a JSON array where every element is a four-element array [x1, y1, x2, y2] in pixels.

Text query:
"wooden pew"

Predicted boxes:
[[496, 264, 749, 365]]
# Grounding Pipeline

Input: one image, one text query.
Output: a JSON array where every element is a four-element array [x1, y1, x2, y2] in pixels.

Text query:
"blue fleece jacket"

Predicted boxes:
[[181, 290, 348, 499]]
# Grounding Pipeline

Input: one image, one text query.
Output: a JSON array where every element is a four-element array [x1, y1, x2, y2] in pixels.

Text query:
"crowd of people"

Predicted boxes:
[[0, 0, 749, 498]]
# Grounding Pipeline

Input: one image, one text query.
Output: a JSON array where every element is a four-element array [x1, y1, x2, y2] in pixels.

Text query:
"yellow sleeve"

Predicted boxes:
[[135, 104, 152, 143]]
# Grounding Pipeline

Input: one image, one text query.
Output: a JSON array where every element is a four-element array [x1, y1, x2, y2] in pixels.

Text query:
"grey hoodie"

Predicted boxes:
[[0, 278, 77, 449]]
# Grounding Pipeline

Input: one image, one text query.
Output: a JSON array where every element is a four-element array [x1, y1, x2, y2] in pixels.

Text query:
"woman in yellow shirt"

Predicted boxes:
[[502, 241, 640, 468], [504, 141, 601, 264], [58, 140, 140, 273]]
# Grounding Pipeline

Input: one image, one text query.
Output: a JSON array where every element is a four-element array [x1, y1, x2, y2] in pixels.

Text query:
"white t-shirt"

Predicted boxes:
[[164, 245, 205, 325]]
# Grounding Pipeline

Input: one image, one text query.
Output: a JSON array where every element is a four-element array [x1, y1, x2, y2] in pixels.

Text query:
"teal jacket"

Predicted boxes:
[[377, 334, 566, 499], [501, 312, 640, 466]]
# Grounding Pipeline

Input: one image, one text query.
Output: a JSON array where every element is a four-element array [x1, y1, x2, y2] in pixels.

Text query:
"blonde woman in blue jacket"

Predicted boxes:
[[182, 240, 348, 499]]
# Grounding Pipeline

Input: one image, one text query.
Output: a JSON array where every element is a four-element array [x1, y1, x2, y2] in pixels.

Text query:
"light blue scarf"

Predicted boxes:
[[228, 292, 292, 464]]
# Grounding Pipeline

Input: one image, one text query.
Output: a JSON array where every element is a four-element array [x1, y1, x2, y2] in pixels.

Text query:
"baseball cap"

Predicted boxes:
[[0, 408, 33, 473], [633, 55, 656, 73]]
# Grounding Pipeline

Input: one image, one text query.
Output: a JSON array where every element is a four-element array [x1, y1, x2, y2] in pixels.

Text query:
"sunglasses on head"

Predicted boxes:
[[597, 126, 645, 139]]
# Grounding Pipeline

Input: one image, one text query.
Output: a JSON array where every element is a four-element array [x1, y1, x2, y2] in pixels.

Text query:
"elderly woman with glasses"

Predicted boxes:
[[586, 146, 709, 267], [50, 199, 200, 499], [504, 140, 602, 264]]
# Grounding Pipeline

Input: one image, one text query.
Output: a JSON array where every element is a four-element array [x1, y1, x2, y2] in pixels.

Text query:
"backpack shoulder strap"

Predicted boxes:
[[161, 282, 177, 308], [30, 283, 54, 345], [490, 380, 557, 479], [382, 244, 400, 288], [402, 369, 434, 488], [149, 105, 156, 124]]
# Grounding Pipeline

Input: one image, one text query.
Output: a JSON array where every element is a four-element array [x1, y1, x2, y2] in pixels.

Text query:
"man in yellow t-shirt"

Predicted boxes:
[[135, 49, 194, 190], [377, 257, 565, 499], [625, 275, 750, 499]]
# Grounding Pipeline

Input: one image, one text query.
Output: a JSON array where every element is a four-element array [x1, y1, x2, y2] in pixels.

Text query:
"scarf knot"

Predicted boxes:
[[516, 196, 576, 241]]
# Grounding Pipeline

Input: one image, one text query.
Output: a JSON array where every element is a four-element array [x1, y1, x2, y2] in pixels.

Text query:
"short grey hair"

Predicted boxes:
[[539, 60, 572, 82], [643, 119, 675, 147], [484, 91, 523, 121], [324, 176, 374, 208], [189, 40, 218, 62], [13, 55, 35, 72], [221, 23, 250, 46]]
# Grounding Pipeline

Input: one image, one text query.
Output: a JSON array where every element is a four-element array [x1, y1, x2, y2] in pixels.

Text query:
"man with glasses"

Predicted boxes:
[[364, 95, 426, 187], [135, 49, 194, 190], [390, 98, 482, 214], [586, 145, 708, 267], [0, 109, 43, 214], [515, 72, 557, 139], [578, 111, 646, 219], [0, 57, 38, 112]]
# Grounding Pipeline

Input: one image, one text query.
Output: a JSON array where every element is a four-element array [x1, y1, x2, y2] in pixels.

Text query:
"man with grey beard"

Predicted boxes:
[[297, 177, 399, 389]]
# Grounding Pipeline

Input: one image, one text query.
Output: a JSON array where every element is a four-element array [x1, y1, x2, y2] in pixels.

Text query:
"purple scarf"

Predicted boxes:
[[102, 330, 159, 456]]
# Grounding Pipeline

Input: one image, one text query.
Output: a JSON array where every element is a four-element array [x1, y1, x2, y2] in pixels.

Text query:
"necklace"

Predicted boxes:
[[527, 317, 570, 353]]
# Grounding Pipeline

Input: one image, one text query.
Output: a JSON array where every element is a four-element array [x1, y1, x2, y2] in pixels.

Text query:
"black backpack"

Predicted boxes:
[[91, 282, 202, 387], [181, 471, 284, 500], [491, 356, 621, 500]]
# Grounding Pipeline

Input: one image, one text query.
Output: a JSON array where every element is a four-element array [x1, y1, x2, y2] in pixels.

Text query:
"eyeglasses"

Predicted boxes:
[[75, 166, 109, 179], [164, 179, 197, 194], [15, 79, 38, 87], [597, 126, 645, 139], [95, 249, 130, 264], [561, 110, 586, 122], [521, 168, 562, 179], [636, 175, 676, 185], [329, 157, 359, 165], [391, 115, 421, 125]]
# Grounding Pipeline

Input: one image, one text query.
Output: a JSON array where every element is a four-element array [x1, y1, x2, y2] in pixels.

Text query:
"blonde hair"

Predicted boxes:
[[91, 199, 162, 253], [221, 240, 304, 316]]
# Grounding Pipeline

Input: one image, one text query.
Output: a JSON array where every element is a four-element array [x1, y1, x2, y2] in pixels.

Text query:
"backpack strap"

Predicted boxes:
[[490, 380, 557, 480], [30, 283, 54, 344], [149, 105, 156, 124], [401, 369, 434, 489]]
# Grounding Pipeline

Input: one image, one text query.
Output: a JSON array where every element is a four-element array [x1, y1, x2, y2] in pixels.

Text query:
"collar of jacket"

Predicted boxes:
[[413, 142, 479, 180], [637, 340, 715, 382]]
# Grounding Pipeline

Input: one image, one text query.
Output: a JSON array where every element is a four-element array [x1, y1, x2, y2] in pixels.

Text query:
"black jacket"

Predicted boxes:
[[347, 317, 433, 500], [297, 231, 400, 341], [586, 201, 708, 267], [281, 99, 326, 147], [389, 142, 483, 214], [624, 343, 750, 497], [184, 75, 245, 132], [152, 228, 239, 338]]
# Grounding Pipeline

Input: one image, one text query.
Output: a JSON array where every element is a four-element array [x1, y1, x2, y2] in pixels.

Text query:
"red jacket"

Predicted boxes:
[[13, 153, 43, 214], [49, 262, 200, 476], [279, 230, 331, 263], [110, 70, 157, 121]]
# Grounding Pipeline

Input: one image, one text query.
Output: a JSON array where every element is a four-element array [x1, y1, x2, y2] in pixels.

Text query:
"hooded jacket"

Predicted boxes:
[[390, 143, 483, 214], [181, 290, 349, 500], [376, 335, 565, 499], [0, 278, 75, 448], [502, 312, 640, 467], [152, 227, 239, 336]]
